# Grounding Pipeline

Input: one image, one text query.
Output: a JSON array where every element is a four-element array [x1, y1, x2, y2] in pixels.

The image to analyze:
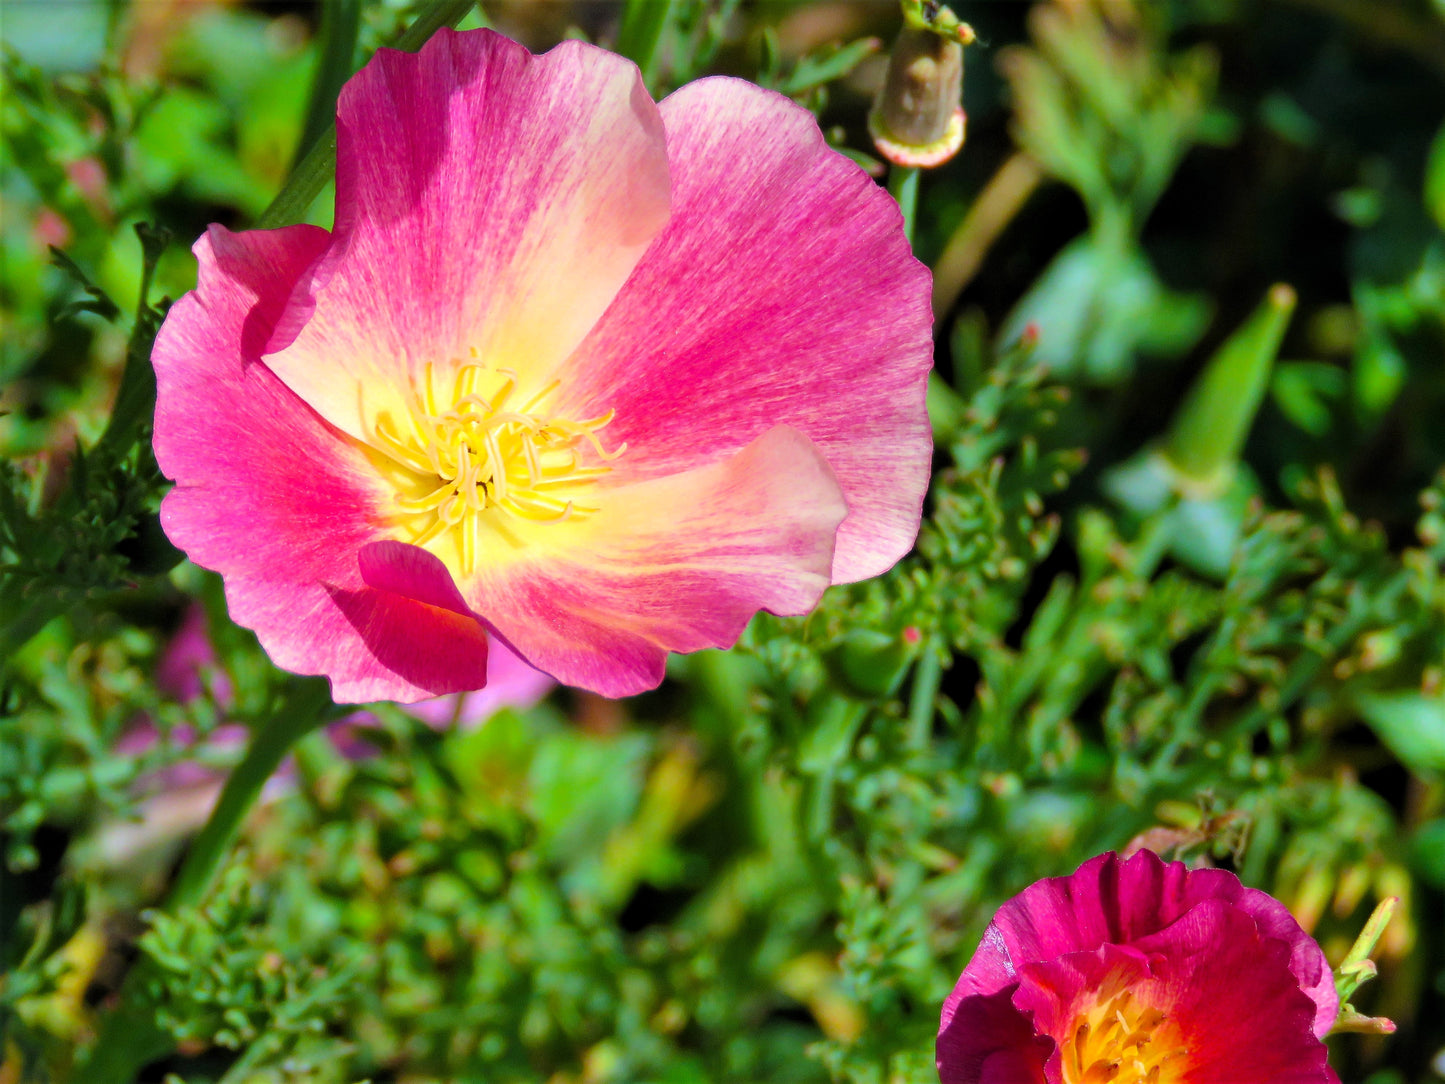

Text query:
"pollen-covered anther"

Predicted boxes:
[[1061, 988, 1185, 1084], [368, 361, 623, 571]]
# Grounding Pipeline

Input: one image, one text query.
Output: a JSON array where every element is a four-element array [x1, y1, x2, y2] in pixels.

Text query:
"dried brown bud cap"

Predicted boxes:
[[869, 27, 966, 168]]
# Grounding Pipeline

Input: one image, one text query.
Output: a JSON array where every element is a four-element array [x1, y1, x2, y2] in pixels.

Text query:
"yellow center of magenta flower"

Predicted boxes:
[[367, 361, 623, 573], [1060, 986, 1185, 1084]]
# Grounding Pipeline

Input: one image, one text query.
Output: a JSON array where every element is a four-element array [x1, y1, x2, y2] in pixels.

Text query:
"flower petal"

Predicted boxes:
[[937, 985, 1051, 1084], [153, 224, 490, 703], [359, 539, 476, 617], [262, 27, 672, 441], [954, 850, 1338, 1036], [1010, 904, 1334, 1084], [463, 425, 847, 697], [403, 638, 555, 729], [1129, 900, 1337, 1084], [1009, 942, 1154, 1083], [550, 76, 933, 584]]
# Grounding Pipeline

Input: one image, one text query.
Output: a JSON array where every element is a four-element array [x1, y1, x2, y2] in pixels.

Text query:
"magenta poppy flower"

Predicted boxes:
[[152, 28, 932, 702], [937, 850, 1340, 1084]]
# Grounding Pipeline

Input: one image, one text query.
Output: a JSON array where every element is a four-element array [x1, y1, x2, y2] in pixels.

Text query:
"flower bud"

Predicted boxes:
[[1163, 283, 1296, 497], [869, 20, 969, 168], [822, 628, 917, 697]]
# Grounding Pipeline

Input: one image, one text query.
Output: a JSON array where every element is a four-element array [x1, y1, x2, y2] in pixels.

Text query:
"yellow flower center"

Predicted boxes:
[[366, 361, 623, 573], [1059, 986, 1186, 1084]]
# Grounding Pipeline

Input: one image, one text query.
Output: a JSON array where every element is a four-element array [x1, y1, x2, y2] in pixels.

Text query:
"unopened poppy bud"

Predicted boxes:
[[869, 16, 970, 168], [823, 628, 918, 697]]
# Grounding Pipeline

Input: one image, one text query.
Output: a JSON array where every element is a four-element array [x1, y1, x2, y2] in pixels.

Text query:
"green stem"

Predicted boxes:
[[167, 678, 332, 908], [889, 165, 920, 244], [293, 0, 363, 168], [614, 0, 678, 87], [256, 129, 337, 230], [255, 0, 477, 229], [95, 224, 169, 459], [76, 678, 332, 1083], [1131, 496, 1179, 581], [1334, 895, 1399, 1002], [906, 646, 943, 749]]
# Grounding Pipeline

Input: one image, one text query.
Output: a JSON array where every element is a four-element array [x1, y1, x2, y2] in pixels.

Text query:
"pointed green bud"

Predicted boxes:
[[869, 5, 973, 169], [1163, 283, 1296, 496]]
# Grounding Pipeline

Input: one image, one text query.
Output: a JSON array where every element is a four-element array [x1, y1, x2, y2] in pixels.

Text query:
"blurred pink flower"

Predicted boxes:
[[105, 604, 553, 866], [937, 850, 1339, 1084], [151, 28, 932, 702], [120, 605, 551, 791]]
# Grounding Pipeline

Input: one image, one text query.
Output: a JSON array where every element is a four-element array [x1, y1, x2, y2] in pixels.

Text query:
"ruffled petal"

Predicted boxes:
[[359, 539, 476, 617], [153, 225, 490, 703], [262, 27, 671, 441], [1008, 905, 1334, 1084], [960, 850, 1338, 1036], [550, 76, 933, 584], [401, 638, 555, 729], [1130, 900, 1337, 1083], [937, 984, 1050, 1084], [1009, 943, 1154, 1084], [461, 425, 846, 696]]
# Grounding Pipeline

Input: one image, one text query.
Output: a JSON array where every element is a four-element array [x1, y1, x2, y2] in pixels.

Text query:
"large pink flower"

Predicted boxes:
[[937, 850, 1340, 1084], [152, 28, 932, 702]]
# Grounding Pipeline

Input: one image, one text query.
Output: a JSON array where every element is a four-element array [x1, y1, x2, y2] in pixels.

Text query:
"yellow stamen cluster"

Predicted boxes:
[[368, 360, 622, 572], [1060, 987, 1185, 1084]]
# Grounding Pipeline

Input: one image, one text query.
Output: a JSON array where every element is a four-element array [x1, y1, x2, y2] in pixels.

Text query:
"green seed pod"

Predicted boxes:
[[869, 25, 968, 168], [823, 628, 918, 698]]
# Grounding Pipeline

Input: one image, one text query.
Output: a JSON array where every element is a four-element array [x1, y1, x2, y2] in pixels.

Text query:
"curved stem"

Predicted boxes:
[[167, 678, 332, 908], [614, 0, 678, 88], [931, 152, 1043, 318]]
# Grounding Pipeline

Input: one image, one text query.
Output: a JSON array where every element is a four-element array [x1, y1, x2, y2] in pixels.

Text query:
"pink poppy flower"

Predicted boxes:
[[152, 28, 932, 702], [937, 850, 1340, 1084]]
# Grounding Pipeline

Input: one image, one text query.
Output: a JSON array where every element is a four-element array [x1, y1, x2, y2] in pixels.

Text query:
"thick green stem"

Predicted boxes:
[[906, 646, 943, 750], [1131, 495, 1179, 581], [167, 678, 331, 908], [255, 0, 477, 229], [614, 0, 678, 87], [889, 165, 920, 244], [76, 679, 332, 1083], [256, 129, 337, 230], [293, 0, 363, 168]]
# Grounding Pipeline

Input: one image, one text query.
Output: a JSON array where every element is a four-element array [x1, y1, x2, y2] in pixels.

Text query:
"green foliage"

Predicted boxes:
[[994, 1, 1216, 380], [734, 357, 1445, 1082], [0, 223, 175, 670], [2, 2, 1444, 1083], [140, 865, 359, 1076]]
